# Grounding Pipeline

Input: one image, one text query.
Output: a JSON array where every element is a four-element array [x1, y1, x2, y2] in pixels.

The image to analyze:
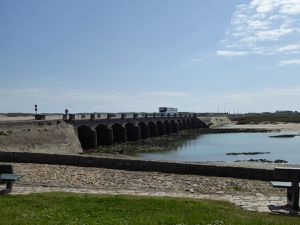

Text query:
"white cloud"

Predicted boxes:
[[278, 44, 300, 53], [280, 0, 300, 15], [250, 0, 280, 14], [254, 27, 294, 41], [216, 50, 248, 57], [278, 59, 300, 65], [247, 19, 270, 30], [250, 0, 300, 15], [220, 0, 300, 56]]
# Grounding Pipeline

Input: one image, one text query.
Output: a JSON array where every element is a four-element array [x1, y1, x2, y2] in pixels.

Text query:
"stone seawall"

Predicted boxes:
[[0, 152, 274, 181], [0, 121, 82, 154]]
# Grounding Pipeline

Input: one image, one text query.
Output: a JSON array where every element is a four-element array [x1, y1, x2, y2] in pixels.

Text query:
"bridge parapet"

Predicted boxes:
[[25, 112, 206, 122], [29, 112, 198, 122], [65, 112, 196, 122]]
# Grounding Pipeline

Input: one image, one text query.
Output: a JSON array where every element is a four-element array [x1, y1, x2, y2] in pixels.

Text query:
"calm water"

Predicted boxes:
[[137, 132, 300, 163]]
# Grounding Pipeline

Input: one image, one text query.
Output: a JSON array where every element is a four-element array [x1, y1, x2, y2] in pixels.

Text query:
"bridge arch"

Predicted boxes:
[[191, 118, 198, 128], [138, 122, 149, 139], [148, 121, 157, 137], [186, 119, 192, 129], [170, 120, 178, 133], [112, 123, 126, 143], [156, 121, 164, 136], [77, 125, 96, 149], [182, 120, 187, 129], [164, 120, 171, 134], [177, 120, 183, 131], [96, 124, 113, 145], [125, 123, 140, 141]]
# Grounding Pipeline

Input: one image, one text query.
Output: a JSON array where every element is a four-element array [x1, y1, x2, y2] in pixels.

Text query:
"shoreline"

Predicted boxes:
[[222, 122, 300, 132]]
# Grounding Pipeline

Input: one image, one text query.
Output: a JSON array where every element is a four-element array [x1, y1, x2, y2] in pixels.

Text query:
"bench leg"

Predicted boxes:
[[287, 188, 293, 206], [292, 188, 299, 210], [6, 181, 13, 191], [290, 179, 299, 210], [0, 181, 13, 195]]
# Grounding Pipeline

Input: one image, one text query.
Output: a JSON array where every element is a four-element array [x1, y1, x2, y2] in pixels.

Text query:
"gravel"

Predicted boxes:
[[13, 163, 285, 196]]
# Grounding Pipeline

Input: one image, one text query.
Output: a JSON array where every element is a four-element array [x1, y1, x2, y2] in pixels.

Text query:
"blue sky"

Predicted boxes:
[[1, 0, 300, 113]]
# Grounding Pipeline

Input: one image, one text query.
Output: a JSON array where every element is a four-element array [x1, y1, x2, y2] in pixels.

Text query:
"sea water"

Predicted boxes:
[[136, 132, 300, 163]]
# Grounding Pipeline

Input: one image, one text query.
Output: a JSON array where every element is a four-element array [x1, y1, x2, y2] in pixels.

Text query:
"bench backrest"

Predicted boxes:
[[274, 167, 300, 181], [0, 164, 13, 174]]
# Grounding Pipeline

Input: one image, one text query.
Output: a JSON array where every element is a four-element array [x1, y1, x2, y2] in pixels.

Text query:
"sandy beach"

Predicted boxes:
[[223, 122, 300, 132]]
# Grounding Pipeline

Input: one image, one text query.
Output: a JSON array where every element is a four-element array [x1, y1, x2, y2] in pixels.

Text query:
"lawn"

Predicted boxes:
[[0, 193, 300, 225], [0, 193, 299, 225]]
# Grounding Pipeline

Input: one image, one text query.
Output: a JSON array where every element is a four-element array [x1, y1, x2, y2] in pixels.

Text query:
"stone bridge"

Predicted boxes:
[[66, 113, 209, 149]]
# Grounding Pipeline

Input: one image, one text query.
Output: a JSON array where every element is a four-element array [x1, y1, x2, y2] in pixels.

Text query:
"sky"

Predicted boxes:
[[1, 0, 300, 113]]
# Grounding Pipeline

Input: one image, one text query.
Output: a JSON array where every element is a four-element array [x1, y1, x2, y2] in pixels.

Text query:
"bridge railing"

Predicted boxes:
[[7, 112, 199, 122], [53, 112, 197, 121]]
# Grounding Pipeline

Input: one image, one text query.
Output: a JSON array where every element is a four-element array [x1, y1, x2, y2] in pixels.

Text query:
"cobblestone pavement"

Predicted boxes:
[[6, 163, 299, 215], [11, 185, 289, 214]]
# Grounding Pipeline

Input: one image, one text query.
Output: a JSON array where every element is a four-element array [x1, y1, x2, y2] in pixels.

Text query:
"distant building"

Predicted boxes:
[[275, 111, 294, 114]]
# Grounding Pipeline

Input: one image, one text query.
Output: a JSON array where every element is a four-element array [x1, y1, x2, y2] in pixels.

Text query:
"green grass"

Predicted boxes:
[[0, 193, 299, 225]]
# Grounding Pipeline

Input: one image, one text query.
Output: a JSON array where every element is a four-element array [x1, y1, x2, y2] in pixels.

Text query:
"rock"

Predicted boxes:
[[235, 159, 288, 163], [226, 152, 270, 155], [269, 134, 297, 138], [274, 159, 288, 163]]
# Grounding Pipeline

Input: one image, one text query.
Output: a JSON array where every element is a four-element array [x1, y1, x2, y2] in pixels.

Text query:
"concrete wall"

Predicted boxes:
[[0, 121, 82, 154]]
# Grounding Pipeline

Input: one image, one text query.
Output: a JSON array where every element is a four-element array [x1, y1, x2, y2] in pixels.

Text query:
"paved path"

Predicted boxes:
[[11, 184, 288, 214], [7, 163, 299, 215]]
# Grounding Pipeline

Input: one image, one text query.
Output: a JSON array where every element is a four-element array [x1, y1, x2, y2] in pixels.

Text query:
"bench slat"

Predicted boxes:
[[0, 174, 23, 181], [271, 181, 300, 188]]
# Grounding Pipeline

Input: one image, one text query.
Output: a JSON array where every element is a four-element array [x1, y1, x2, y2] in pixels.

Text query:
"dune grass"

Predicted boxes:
[[0, 193, 299, 225], [230, 113, 300, 124]]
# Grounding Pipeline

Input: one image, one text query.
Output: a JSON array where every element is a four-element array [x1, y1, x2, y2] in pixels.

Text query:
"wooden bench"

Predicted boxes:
[[0, 164, 23, 194], [272, 167, 300, 210]]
